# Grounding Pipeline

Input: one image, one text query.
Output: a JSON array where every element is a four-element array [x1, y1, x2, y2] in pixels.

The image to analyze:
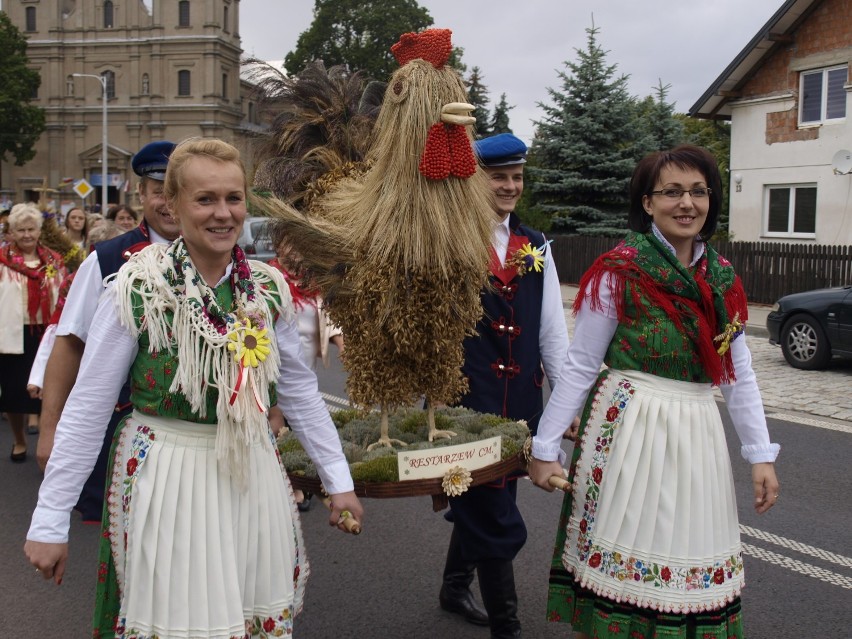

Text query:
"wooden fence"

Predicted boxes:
[[549, 236, 852, 305]]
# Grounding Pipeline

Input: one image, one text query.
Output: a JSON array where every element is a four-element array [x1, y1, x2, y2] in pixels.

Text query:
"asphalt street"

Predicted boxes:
[[1, 288, 850, 638]]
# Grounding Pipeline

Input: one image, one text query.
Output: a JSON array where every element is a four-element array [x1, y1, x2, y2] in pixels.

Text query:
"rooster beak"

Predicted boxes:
[[441, 102, 476, 126]]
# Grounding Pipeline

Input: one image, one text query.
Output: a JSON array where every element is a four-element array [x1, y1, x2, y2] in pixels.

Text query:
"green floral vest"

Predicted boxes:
[[129, 276, 279, 422], [604, 293, 708, 383]]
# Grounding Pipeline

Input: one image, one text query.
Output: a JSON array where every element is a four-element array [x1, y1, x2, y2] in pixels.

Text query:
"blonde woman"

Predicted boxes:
[[26, 138, 362, 638]]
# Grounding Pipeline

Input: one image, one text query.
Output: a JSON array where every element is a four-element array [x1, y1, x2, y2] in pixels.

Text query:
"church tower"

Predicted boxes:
[[1, 0, 254, 210]]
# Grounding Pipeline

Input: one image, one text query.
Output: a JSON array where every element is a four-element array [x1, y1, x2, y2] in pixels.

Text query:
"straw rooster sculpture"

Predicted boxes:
[[252, 29, 494, 449]]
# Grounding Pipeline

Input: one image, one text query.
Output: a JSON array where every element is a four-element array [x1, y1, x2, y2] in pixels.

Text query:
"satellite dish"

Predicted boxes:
[[831, 149, 852, 175]]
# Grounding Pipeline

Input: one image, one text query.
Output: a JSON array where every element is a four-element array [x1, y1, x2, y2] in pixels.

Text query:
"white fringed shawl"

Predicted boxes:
[[110, 242, 292, 485]]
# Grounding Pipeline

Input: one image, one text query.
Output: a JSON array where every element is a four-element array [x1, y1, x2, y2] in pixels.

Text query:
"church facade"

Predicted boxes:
[[1, 0, 264, 211]]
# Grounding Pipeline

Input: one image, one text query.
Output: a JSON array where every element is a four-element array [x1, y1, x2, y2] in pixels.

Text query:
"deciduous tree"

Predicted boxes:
[[284, 0, 433, 80], [0, 12, 45, 170]]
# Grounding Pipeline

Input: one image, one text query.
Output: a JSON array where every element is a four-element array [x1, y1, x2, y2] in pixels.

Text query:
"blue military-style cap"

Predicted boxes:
[[131, 140, 177, 180], [473, 133, 527, 167]]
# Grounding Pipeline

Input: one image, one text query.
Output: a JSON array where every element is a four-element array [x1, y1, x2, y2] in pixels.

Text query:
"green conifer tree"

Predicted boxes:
[[637, 80, 685, 151], [465, 66, 491, 138], [488, 93, 514, 135], [528, 23, 649, 236]]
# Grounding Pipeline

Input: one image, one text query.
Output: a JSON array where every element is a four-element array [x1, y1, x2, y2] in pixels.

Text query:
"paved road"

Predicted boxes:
[[1, 286, 850, 638]]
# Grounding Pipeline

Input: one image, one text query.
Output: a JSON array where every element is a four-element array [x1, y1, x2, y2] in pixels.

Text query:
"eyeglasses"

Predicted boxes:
[[650, 188, 712, 199]]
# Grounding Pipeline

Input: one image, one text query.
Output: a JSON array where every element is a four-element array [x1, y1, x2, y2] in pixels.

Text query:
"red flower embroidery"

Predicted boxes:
[[579, 519, 587, 533], [293, 565, 300, 582], [605, 406, 619, 422], [661, 566, 671, 582], [126, 457, 138, 476], [588, 552, 602, 568], [592, 467, 603, 484], [262, 617, 276, 633], [714, 567, 725, 584]]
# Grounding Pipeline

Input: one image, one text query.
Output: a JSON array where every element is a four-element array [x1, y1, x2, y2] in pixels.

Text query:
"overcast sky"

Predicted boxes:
[[240, 0, 784, 143]]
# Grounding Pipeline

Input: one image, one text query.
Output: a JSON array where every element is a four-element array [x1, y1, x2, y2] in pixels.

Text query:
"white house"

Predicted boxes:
[[690, 0, 851, 245]]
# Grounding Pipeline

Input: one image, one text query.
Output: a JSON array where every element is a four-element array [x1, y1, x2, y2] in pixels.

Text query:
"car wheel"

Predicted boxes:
[[780, 313, 832, 370]]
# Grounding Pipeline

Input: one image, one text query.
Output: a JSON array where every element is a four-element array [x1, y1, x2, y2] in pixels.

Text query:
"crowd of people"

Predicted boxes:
[[11, 129, 779, 639], [0, 194, 141, 463]]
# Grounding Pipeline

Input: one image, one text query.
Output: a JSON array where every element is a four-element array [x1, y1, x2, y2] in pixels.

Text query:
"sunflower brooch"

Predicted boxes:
[[226, 317, 272, 409], [507, 242, 547, 277], [227, 317, 271, 368]]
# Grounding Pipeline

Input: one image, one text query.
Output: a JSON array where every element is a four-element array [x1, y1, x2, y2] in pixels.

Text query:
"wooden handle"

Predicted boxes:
[[548, 475, 571, 492], [322, 497, 361, 535]]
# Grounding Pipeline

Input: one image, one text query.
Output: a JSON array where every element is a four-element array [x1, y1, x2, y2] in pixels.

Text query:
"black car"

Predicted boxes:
[[766, 285, 852, 369]]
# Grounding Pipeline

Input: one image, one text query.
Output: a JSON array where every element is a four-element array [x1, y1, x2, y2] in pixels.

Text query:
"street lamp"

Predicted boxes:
[[73, 73, 108, 211]]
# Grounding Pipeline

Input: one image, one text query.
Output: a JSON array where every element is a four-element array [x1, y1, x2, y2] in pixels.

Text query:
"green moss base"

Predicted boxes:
[[279, 406, 529, 483]]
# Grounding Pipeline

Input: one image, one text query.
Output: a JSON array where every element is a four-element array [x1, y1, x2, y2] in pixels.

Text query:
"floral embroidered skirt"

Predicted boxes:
[[547, 369, 745, 639], [93, 411, 308, 639]]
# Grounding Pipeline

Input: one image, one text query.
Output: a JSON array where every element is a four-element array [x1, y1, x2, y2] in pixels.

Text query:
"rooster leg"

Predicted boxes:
[[366, 405, 407, 450], [427, 401, 456, 442]]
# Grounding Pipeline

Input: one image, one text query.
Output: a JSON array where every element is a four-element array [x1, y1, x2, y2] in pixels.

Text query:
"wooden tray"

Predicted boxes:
[[288, 452, 527, 511]]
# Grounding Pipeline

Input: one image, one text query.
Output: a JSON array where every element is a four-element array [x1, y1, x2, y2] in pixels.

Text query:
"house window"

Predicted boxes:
[[222, 73, 228, 99], [800, 66, 847, 125], [25, 6, 37, 32], [103, 0, 114, 28], [248, 101, 256, 124], [178, 70, 191, 96], [178, 1, 190, 27], [102, 70, 115, 99], [765, 185, 817, 238], [223, 6, 229, 32]]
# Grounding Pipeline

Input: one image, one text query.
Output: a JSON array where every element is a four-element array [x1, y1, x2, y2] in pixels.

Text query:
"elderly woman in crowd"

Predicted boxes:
[[0, 203, 67, 462]]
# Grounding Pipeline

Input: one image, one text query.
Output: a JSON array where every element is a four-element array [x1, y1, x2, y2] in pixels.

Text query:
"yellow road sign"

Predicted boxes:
[[73, 179, 94, 199]]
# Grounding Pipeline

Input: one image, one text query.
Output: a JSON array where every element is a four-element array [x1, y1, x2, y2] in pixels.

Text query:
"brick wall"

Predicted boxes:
[[738, 0, 851, 142]]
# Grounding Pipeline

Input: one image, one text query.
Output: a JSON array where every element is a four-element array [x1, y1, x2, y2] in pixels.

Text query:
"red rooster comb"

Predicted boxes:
[[391, 28, 453, 69]]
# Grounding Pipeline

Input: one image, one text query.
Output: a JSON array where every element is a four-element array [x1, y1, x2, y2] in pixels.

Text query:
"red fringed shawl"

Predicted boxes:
[[574, 232, 748, 386], [0, 243, 65, 325]]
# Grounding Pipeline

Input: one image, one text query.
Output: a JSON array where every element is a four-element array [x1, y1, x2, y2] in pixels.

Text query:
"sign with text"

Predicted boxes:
[[398, 436, 502, 481], [73, 178, 94, 199]]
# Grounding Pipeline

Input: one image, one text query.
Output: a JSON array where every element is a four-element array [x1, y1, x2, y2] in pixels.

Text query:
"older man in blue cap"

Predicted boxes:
[[37, 140, 179, 522], [439, 133, 570, 639]]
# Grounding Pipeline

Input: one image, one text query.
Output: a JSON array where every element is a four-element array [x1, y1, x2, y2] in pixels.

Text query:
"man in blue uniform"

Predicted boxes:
[[37, 141, 178, 521], [439, 134, 570, 639]]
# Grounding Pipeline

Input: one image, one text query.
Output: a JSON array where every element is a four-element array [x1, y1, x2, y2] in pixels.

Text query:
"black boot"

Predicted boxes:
[[439, 529, 489, 626], [477, 559, 521, 639]]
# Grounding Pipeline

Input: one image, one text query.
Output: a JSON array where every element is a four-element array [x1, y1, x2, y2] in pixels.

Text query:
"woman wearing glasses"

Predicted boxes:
[[529, 145, 779, 639]]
